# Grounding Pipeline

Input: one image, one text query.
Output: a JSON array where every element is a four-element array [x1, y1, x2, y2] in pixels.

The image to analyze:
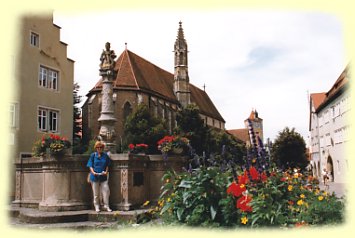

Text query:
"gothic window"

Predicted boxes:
[[123, 102, 132, 122]]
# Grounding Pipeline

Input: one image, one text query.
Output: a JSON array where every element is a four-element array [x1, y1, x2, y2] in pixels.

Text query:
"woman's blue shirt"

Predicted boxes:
[[87, 152, 111, 182]]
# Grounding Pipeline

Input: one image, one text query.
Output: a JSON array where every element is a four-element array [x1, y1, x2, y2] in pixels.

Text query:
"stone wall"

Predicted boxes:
[[12, 153, 186, 211]]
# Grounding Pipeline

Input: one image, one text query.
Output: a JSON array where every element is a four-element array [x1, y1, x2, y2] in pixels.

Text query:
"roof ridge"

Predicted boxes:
[[125, 49, 140, 89]]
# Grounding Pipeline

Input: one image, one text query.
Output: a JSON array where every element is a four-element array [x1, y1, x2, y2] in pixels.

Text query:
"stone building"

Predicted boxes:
[[10, 14, 74, 160], [228, 109, 264, 147], [309, 66, 350, 183], [82, 22, 225, 147]]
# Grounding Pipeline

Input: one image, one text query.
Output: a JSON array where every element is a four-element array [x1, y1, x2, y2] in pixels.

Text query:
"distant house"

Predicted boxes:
[[309, 66, 350, 183], [10, 14, 74, 160], [82, 22, 225, 147], [228, 109, 264, 147]]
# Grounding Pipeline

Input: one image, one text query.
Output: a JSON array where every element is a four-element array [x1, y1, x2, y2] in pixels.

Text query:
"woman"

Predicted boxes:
[[87, 141, 112, 212]]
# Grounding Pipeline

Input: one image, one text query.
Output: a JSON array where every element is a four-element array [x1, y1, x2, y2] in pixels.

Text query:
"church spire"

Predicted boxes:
[[173, 21, 190, 108]]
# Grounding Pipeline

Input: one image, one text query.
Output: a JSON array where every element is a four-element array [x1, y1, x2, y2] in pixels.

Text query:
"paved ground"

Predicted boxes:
[[318, 182, 346, 198]]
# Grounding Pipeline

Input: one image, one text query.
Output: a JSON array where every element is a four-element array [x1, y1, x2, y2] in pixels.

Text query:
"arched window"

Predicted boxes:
[[123, 102, 132, 122]]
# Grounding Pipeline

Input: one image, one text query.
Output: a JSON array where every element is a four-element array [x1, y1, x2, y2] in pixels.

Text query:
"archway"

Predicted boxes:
[[327, 156, 334, 182], [123, 101, 132, 122]]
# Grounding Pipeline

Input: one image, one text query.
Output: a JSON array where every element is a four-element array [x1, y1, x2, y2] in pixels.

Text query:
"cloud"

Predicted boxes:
[[54, 10, 345, 141]]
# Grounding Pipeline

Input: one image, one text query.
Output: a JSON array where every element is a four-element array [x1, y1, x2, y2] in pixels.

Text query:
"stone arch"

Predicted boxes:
[[327, 156, 334, 182]]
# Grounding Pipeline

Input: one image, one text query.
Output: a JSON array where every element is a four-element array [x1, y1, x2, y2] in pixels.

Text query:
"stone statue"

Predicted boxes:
[[100, 42, 116, 70]]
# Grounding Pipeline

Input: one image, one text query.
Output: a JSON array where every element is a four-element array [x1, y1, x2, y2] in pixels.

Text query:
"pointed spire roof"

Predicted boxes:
[[88, 49, 225, 123], [246, 109, 262, 121], [175, 21, 187, 49]]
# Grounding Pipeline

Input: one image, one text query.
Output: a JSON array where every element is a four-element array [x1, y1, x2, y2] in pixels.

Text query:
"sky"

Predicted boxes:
[[53, 10, 346, 142]]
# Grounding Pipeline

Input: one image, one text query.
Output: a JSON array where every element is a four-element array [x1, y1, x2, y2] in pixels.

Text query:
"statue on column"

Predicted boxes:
[[100, 42, 117, 71]]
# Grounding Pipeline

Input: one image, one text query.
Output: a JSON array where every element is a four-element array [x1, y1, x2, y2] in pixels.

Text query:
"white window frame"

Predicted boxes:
[[10, 103, 18, 128], [39, 65, 59, 91], [30, 31, 39, 47], [38, 106, 60, 133]]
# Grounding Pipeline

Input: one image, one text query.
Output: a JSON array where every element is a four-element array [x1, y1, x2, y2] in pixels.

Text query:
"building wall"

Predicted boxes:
[[10, 14, 74, 160], [316, 92, 350, 183], [83, 90, 179, 149]]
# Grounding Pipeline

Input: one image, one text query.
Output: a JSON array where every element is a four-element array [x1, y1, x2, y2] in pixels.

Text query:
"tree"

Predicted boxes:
[[175, 103, 209, 155], [124, 103, 167, 154], [72, 82, 83, 154], [271, 127, 308, 170]]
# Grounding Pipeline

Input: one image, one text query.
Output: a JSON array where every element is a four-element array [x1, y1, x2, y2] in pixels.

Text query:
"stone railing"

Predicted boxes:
[[12, 153, 186, 211]]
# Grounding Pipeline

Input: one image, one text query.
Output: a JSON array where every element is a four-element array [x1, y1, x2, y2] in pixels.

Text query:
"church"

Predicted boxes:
[[82, 22, 225, 148]]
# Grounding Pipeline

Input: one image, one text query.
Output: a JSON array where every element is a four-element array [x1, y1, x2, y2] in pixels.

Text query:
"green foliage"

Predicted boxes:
[[83, 139, 96, 155], [158, 165, 345, 228], [175, 104, 209, 155], [271, 127, 308, 170], [72, 82, 83, 154], [124, 104, 167, 154], [159, 167, 232, 227], [209, 129, 246, 164]]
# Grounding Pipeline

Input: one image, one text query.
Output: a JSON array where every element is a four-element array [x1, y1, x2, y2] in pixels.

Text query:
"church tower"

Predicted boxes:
[[174, 21, 190, 107], [244, 109, 264, 142]]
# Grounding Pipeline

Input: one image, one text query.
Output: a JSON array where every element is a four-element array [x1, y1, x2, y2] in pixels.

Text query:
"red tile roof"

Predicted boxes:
[[310, 93, 326, 111], [311, 66, 349, 112], [227, 128, 249, 143], [90, 49, 225, 122]]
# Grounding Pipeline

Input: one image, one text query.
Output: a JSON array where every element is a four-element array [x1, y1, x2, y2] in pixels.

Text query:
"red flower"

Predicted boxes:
[[128, 144, 135, 150], [227, 182, 246, 197], [288, 200, 294, 205], [236, 195, 252, 212], [261, 172, 268, 182], [238, 171, 249, 185], [249, 166, 259, 181]]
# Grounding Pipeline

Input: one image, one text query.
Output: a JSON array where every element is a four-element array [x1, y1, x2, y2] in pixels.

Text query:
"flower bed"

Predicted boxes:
[[158, 165, 345, 228], [129, 143, 149, 154], [32, 134, 71, 157], [157, 135, 189, 155]]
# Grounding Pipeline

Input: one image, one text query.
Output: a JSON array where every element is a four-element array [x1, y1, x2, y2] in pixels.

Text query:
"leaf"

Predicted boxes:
[[160, 203, 171, 214], [210, 205, 217, 220], [177, 208, 184, 221], [179, 180, 192, 188]]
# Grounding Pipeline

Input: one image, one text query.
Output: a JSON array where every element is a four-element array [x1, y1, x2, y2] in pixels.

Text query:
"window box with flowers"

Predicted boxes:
[[128, 143, 149, 154], [32, 134, 71, 158], [157, 135, 190, 156]]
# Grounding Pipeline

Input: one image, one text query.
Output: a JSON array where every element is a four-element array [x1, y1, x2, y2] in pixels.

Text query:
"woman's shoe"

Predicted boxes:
[[103, 205, 112, 212]]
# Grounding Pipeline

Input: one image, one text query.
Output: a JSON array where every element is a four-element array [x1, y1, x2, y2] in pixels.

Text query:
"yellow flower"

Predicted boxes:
[[165, 179, 170, 183], [300, 194, 305, 199], [293, 173, 299, 179], [314, 189, 320, 195], [297, 199, 304, 206], [318, 195, 324, 201], [167, 197, 171, 202], [288, 185, 293, 191], [143, 200, 150, 206], [241, 216, 248, 225]]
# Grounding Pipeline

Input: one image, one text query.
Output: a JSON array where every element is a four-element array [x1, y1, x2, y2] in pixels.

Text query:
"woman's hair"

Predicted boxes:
[[94, 141, 105, 149]]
